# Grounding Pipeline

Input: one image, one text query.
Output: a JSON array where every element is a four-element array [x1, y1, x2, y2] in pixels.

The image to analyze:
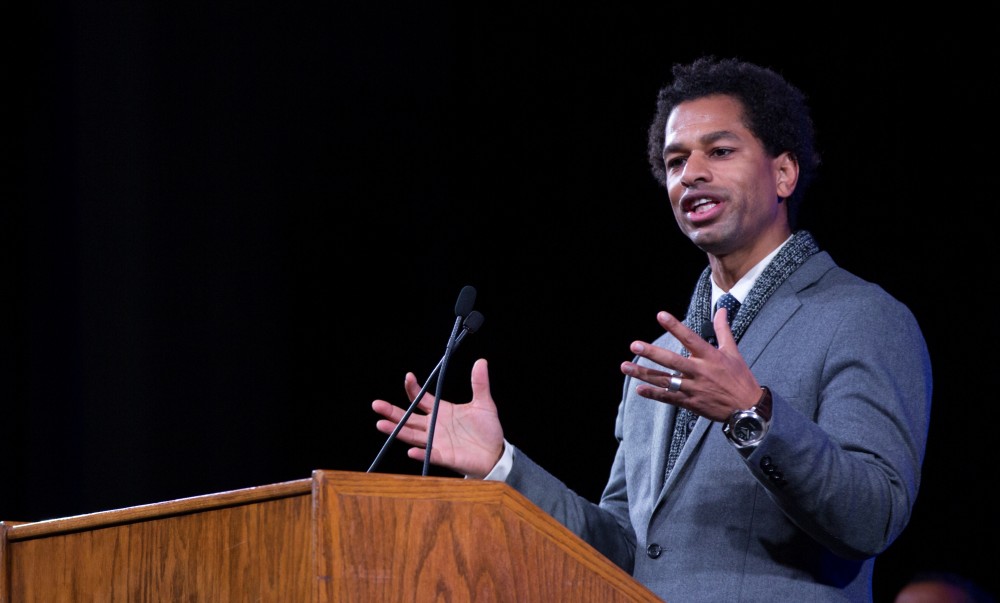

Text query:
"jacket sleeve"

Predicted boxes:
[[744, 290, 932, 559], [505, 441, 637, 571]]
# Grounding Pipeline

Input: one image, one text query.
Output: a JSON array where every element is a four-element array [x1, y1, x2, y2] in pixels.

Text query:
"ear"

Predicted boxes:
[[774, 152, 799, 200]]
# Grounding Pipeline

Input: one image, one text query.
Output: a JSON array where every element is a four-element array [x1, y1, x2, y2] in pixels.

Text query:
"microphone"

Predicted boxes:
[[367, 288, 484, 473], [422, 287, 475, 475], [459, 310, 485, 337], [454, 284, 476, 319]]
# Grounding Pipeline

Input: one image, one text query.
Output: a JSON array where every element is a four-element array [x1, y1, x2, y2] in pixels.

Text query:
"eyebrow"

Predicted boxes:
[[664, 129, 741, 155]]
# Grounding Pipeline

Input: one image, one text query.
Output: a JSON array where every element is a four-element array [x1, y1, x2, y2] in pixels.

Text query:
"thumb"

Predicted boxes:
[[470, 358, 491, 401]]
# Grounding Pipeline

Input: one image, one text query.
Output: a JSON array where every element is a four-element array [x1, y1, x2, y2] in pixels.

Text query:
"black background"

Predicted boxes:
[[9, 5, 997, 601]]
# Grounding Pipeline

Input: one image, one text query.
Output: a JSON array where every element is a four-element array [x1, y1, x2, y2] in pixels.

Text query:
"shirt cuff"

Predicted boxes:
[[478, 439, 513, 481]]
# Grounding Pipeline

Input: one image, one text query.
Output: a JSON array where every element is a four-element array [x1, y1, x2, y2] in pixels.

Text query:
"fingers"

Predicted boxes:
[[403, 372, 436, 413], [621, 354, 682, 385], [372, 403, 430, 448], [371, 400, 427, 433], [620, 310, 718, 390], [625, 310, 725, 371], [655, 311, 714, 355], [372, 399, 419, 426], [371, 370, 436, 443], [621, 312, 703, 376]]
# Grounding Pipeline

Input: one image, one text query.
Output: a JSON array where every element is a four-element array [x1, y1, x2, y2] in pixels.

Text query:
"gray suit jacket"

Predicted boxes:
[[506, 252, 932, 602]]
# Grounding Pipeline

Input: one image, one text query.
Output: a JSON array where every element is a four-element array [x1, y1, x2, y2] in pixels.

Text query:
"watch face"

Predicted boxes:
[[733, 416, 764, 443]]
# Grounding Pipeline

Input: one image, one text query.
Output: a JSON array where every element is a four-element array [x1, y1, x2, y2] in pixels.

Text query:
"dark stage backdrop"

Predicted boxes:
[[10, 5, 997, 601]]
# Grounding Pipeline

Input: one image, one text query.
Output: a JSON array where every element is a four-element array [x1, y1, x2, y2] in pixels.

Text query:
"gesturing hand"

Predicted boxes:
[[372, 358, 505, 479], [620, 309, 761, 420]]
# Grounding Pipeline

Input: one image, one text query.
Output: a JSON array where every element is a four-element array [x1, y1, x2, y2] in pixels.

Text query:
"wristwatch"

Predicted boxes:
[[722, 386, 772, 450]]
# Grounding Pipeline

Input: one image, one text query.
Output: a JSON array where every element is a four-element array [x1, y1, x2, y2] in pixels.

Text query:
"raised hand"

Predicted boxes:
[[372, 358, 506, 478], [620, 310, 761, 420]]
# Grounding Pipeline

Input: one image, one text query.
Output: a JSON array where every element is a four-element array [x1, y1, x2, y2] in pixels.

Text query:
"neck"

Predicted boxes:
[[707, 229, 791, 290]]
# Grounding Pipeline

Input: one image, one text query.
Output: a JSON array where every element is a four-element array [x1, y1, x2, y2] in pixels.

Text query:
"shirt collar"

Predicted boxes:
[[711, 234, 793, 309]]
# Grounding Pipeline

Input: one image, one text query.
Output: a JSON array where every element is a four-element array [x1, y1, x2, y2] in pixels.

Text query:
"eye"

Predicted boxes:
[[664, 155, 686, 170], [710, 147, 735, 158]]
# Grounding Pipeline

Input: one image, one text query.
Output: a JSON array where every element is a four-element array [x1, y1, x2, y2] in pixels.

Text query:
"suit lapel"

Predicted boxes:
[[737, 252, 834, 368]]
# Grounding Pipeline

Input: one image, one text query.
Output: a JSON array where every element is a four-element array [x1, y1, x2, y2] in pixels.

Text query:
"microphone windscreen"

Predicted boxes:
[[454, 285, 477, 317], [464, 311, 485, 334]]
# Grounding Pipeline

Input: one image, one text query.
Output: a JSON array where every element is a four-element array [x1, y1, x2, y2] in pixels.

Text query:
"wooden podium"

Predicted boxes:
[[0, 470, 662, 602]]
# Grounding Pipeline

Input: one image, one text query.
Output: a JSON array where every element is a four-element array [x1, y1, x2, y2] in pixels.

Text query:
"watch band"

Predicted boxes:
[[751, 386, 772, 421]]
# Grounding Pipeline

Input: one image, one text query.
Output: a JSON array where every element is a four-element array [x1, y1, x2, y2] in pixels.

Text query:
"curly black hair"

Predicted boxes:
[[647, 56, 820, 227]]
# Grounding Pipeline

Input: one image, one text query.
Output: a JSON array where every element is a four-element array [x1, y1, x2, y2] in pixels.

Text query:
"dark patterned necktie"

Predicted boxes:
[[703, 293, 741, 346], [716, 293, 740, 330]]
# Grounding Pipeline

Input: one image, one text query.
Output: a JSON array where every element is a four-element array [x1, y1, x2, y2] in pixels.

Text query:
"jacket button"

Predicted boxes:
[[646, 543, 663, 559]]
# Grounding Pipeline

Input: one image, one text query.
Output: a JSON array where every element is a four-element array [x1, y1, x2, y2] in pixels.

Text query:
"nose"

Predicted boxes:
[[680, 153, 710, 188]]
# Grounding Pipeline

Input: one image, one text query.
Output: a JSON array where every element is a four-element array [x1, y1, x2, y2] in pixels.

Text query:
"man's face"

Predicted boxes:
[[661, 94, 791, 259]]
